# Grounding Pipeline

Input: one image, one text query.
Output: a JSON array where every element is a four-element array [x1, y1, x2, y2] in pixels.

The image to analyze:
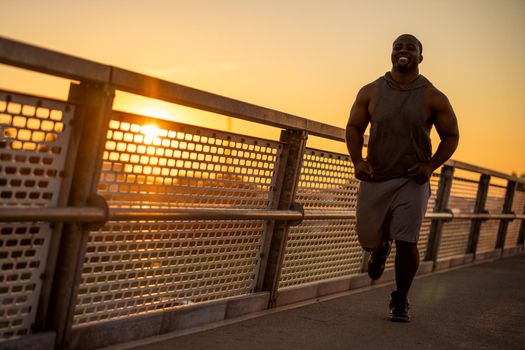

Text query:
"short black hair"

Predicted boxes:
[[394, 34, 423, 55]]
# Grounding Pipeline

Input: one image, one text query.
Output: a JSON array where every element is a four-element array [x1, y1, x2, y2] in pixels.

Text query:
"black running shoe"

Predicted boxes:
[[367, 241, 391, 280], [389, 290, 410, 322]]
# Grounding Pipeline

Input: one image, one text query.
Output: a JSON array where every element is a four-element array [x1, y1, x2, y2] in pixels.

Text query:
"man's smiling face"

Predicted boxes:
[[391, 35, 423, 73]]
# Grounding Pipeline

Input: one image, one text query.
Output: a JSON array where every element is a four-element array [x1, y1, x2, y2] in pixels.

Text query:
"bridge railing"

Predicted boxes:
[[0, 37, 524, 350]]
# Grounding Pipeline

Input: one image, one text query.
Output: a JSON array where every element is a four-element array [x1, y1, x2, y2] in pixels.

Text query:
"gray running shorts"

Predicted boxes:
[[356, 177, 430, 251]]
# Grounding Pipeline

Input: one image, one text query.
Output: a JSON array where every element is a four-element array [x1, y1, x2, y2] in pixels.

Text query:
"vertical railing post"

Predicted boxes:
[[45, 82, 114, 349], [518, 203, 525, 247], [495, 180, 517, 249], [33, 102, 82, 334], [256, 129, 307, 307], [425, 165, 455, 262], [466, 174, 491, 255]]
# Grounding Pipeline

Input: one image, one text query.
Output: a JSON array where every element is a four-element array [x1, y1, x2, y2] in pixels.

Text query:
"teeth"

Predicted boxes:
[[398, 57, 409, 63]]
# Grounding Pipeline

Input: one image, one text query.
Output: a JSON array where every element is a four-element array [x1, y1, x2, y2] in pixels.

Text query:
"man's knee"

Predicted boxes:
[[395, 240, 418, 252]]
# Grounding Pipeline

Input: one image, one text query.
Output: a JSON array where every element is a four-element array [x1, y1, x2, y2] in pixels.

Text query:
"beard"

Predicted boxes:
[[395, 63, 413, 73]]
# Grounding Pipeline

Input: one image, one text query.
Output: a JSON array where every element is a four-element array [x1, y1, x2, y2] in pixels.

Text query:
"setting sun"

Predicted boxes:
[[140, 124, 163, 145]]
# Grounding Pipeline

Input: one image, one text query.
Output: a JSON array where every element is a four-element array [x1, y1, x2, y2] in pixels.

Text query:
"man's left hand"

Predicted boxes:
[[408, 162, 433, 184]]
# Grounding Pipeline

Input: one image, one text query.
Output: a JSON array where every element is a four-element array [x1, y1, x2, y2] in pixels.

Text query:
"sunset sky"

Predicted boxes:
[[1, 0, 524, 175]]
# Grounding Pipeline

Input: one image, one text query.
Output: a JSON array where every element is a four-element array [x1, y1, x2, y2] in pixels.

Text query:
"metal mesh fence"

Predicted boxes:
[[74, 112, 283, 325], [438, 176, 479, 259], [74, 219, 266, 325], [294, 149, 359, 210], [1, 90, 522, 338], [0, 91, 74, 339], [98, 112, 281, 209], [279, 149, 361, 288], [477, 180, 506, 253], [505, 189, 525, 248]]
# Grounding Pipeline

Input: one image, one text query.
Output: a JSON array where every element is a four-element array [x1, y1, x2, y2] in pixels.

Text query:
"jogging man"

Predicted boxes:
[[345, 34, 459, 322]]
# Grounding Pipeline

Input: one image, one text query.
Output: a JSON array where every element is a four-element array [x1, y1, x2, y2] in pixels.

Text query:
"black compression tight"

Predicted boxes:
[[394, 240, 419, 295]]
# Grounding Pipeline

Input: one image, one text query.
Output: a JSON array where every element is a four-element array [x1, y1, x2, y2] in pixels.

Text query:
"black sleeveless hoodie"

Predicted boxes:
[[366, 72, 432, 181]]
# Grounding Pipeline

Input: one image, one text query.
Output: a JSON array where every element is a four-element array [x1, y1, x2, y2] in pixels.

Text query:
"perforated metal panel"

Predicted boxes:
[[418, 220, 432, 256], [0, 91, 74, 339], [477, 181, 506, 253], [505, 189, 525, 248], [294, 149, 359, 210], [75, 220, 265, 325], [74, 112, 283, 325], [279, 219, 361, 288], [438, 176, 479, 259], [426, 172, 441, 213], [98, 112, 281, 209], [279, 149, 361, 288]]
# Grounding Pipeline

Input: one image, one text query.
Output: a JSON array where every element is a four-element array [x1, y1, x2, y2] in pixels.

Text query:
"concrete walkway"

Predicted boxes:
[[119, 255, 525, 350]]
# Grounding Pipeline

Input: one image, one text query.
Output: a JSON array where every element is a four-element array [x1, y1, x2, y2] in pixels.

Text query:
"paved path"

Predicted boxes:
[[122, 255, 525, 350]]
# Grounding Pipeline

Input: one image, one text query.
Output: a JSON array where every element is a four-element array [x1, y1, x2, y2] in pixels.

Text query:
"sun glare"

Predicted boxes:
[[141, 124, 163, 144]]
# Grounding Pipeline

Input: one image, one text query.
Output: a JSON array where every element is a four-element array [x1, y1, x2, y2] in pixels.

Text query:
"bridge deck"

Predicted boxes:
[[110, 254, 525, 350]]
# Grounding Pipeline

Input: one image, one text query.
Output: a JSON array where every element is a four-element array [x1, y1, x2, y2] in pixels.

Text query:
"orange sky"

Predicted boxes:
[[1, 0, 524, 175]]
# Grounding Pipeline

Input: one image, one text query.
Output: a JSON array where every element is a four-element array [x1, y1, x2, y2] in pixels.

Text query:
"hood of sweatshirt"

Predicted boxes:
[[383, 72, 430, 91]]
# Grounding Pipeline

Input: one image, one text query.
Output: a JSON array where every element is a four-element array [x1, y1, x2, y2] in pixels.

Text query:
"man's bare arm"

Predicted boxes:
[[408, 88, 459, 184], [429, 89, 459, 169], [346, 85, 374, 181]]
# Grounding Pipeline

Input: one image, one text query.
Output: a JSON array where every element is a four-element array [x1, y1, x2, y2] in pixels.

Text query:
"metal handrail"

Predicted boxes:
[[445, 159, 524, 183], [451, 213, 516, 220], [0, 207, 106, 222], [0, 36, 344, 141], [0, 207, 522, 223], [110, 208, 302, 221]]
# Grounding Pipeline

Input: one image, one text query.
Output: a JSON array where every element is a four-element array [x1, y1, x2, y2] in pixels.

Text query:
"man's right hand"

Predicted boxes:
[[354, 160, 374, 181]]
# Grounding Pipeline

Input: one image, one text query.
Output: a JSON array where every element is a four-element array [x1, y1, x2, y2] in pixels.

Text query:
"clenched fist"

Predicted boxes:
[[354, 160, 374, 181], [408, 162, 433, 184]]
